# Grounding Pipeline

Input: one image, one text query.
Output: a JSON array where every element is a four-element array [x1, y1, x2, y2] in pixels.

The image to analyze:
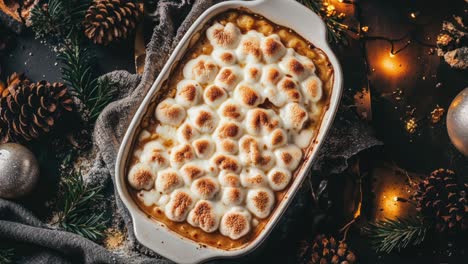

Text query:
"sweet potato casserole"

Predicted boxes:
[[126, 9, 333, 250]]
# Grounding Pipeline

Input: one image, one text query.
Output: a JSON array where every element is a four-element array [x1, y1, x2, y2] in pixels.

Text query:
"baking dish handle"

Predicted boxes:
[[255, 0, 296, 2], [251, 0, 329, 47]]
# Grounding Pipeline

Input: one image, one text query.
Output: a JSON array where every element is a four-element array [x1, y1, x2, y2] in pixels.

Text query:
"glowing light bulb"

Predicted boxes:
[[410, 12, 417, 19], [382, 57, 398, 73]]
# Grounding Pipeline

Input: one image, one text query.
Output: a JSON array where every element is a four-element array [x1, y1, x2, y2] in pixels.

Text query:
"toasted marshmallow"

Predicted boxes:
[[192, 137, 216, 159], [236, 31, 263, 63], [220, 207, 252, 240], [187, 105, 219, 133], [239, 135, 260, 157], [265, 76, 301, 107], [210, 153, 241, 173], [238, 135, 275, 170], [180, 162, 206, 184], [165, 189, 195, 222], [138, 129, 151, 141], [216, 139, 239, 154], [244, 108, 280, 136], [244, 64, 263, 83], [219, 171, 241, 187], [218, 99, 245, 121], [170, 143, 195, 168], [175, 80, 202, 108], [177, 122, 200, 143], [301, 75, 322, 103], [265, 128, 288, 149], [187, 200, 220, 233], [233, 83, 263, 108], [267, 168, 292, 191], [214, 66, 242, 91], [158, 194, 170, 207], [191, 177, 220, 200], [240, 168, 267, 188], [260, 65, 283, 87], [212, 49, 237, 66], [155, 99, 186, 126], [128, 163, 155, 190], [292, 128, 315, 148], [207, 22, 241, 49], [139, 141, 169, 169], [155, 124, 177, 142], [246, 188, 275, 219], [203, 85, 227, 107], [137, 189, 160, 206], [215, 120, 242, 139], [261, 35, 286, 63], [183, 55, 219, 84], [221, 187, 244, 206], [255, 151, 275, 171], [297, 53, 316, 73], [279, 103, 308, 130], [156, 168, 183, 194], [274, 144, 302, 171], [279, 51, 311, 81], [278, 76, 300, 94]]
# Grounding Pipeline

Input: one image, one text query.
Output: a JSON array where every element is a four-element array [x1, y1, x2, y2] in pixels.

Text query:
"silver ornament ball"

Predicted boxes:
[[447, 87, 468, 157], [0, 143, 40, 199]]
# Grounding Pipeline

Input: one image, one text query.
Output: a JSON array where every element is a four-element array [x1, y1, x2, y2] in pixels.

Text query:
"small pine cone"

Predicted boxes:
[[413, 169, 468, 235], [297, 235, 357, 264], [83, 0, 143, 45], [0, 79, 73, 143], [0, 72, 30, 96]]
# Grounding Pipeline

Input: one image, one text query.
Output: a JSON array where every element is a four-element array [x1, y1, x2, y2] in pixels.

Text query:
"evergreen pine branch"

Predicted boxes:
[[30, 0, 90, 40], [0, 248, 14, 264], [297, 0, 350, 45], [364, 217, 428, 253], [89, 77, 118, 121], [58, 40, 117, 122], [30, 0, 67, 38], [57, 171, 108, 241]]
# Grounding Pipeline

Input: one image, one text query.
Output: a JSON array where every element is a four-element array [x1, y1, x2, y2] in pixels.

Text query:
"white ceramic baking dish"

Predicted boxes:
[[115, 0, 343, 263]]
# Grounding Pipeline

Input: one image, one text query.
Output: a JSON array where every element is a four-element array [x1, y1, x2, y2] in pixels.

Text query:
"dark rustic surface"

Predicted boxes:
[[1, 0, 467, 263]]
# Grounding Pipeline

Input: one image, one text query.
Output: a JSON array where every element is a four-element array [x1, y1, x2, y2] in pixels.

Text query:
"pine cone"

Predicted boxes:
[[0, 78, 73, 143], [0, 72, 30, 97], [297, 235, 357, 264], [436, 16, 468, 70], [83, 0, 143, 45], [413, 169, 468, 235]]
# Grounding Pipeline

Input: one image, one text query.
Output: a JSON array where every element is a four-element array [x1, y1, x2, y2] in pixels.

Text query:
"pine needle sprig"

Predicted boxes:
[[30, 0, 67, 39], [298, 0, 350, 45], [89, 77, 118, 121], [58, 40, 117, 122], [364, 217, 428, 253], [56, 171, 108, 241], [30, 0, 91, 40], [0, 248, 14, 264]]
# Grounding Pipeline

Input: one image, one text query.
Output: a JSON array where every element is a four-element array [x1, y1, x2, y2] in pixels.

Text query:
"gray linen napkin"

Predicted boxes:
[[0, 0, 382, 263]]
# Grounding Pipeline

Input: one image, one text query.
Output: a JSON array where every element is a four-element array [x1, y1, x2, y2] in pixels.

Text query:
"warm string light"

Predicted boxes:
[[331, 1, 436, 63], [373, 165, 417, 220], [313, 0, 441, 134], [337, 0, 355, 4], [409, 11, 419, 19]]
